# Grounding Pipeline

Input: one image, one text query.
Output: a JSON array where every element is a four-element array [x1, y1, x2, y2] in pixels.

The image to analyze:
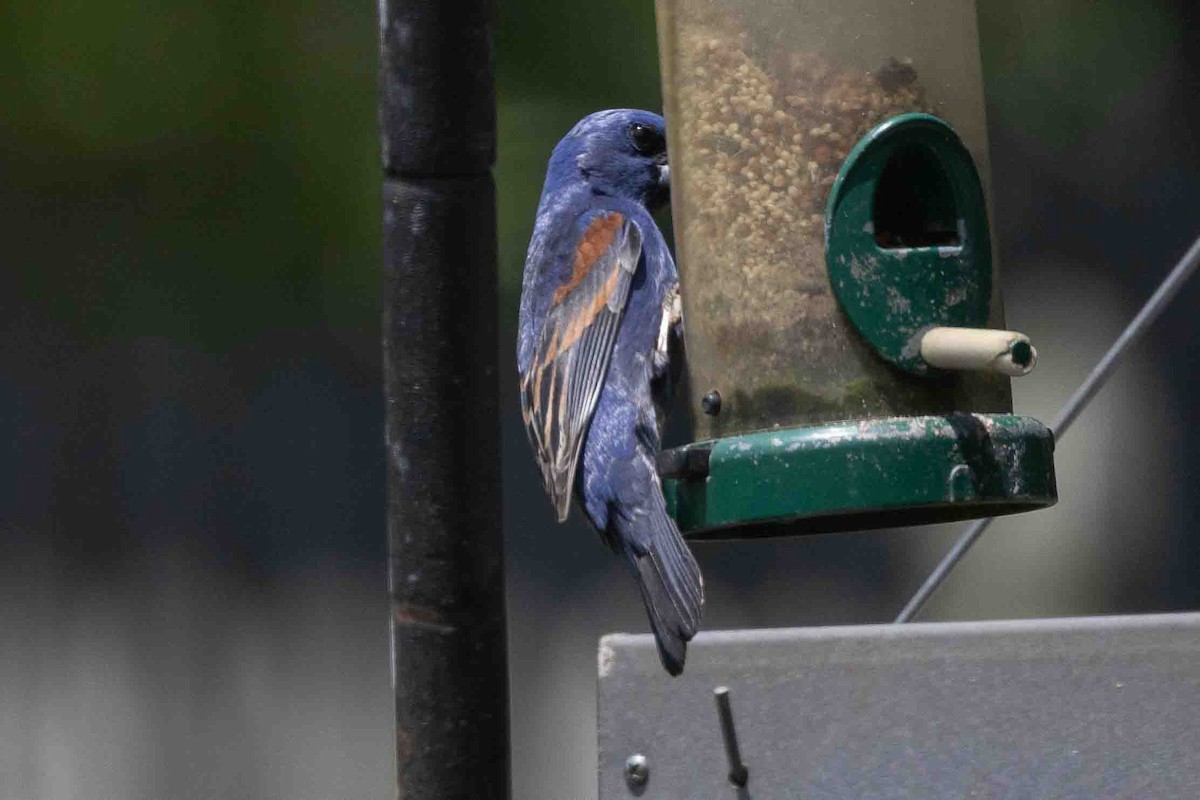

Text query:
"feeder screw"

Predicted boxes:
[[624, 753, 649, 790], [714, 686, 749, 787], [701, 389, 722, 416]]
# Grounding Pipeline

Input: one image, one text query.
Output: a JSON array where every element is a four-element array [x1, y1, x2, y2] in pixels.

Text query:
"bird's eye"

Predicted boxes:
[[628, 122, 665, 156]]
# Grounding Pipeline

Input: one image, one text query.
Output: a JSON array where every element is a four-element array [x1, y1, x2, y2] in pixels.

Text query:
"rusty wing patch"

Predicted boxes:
[[553, 212, 625, 305]]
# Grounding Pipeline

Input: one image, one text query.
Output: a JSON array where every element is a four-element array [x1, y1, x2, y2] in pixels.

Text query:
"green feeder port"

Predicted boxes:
[[655, 0, 1056, 536]]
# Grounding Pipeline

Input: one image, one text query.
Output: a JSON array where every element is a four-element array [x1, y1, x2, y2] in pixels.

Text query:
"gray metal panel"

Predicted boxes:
[[598, 613, 1200, 799]]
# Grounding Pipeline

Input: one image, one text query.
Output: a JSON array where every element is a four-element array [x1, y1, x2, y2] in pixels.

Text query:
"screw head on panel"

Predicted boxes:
[[624, 753, 649, 790]]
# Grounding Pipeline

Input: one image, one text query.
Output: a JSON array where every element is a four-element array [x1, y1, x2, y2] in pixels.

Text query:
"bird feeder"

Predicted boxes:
[[654, 0, 1057, 537]]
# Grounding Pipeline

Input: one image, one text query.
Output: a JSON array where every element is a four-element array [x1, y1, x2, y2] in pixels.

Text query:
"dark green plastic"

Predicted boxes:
[[825, 114, 993, 374], [662, 414, 1056, 540]]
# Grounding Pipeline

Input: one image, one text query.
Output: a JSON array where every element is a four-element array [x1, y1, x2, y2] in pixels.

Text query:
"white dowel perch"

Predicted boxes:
[[919, 327, 1037, 376]]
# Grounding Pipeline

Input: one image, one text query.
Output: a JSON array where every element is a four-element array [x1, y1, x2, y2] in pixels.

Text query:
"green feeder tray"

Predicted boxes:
[[660, 414, 1057, 540]]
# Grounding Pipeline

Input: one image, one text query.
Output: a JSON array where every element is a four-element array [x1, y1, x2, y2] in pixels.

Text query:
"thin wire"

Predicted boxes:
[[895, 234, 1200, 624]]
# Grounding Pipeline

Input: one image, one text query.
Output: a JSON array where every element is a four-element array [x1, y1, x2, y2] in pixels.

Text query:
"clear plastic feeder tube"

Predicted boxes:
[[656, 0, 1011, 439]]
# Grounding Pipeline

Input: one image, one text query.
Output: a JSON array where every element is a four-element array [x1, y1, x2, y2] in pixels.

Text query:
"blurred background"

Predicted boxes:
[[2, 1, 1198, 798]]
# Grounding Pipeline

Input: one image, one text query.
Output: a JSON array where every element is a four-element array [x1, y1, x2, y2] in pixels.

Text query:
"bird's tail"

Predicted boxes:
[[621, 502, 704, 676]]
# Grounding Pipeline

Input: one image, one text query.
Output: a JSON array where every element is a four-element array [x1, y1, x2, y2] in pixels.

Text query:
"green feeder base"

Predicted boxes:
[[659, 414, 1056, 540]]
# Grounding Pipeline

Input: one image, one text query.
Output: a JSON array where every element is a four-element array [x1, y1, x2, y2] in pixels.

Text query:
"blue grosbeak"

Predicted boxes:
[[517, 109, 703, 675]]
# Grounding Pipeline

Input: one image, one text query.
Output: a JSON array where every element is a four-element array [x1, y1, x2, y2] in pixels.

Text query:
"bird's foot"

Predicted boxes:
[[657, 283, 681, 358]]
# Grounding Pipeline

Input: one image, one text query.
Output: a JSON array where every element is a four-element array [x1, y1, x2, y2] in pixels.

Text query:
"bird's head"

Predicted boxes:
[[548, 109, 670, 210]]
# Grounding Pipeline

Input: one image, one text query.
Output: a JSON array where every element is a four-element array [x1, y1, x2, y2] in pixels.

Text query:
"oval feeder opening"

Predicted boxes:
[[872, 144, 961, 251], [825, 113, 993, 374]]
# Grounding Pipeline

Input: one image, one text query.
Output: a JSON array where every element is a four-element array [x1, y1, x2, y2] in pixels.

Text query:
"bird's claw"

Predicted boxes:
[[653, 284, 681, 377], [657, 284, 681, 352], [667, 283, 683, 327]]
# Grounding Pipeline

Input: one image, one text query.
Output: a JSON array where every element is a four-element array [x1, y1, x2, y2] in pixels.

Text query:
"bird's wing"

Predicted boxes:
[[520, 211, 642, 521]]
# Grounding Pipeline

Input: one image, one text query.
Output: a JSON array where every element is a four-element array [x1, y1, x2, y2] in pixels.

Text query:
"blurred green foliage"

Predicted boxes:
[[979, 0, 1179, 151], [0, 2, 379, 348], [0, 0, 661, 349]]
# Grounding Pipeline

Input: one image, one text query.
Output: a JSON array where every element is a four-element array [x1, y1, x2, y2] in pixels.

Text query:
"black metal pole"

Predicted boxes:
[[379, 2, 509, 799]]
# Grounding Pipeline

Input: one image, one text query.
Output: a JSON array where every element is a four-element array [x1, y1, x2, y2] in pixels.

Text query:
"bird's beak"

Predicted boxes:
[[657, 163, 670, 189]]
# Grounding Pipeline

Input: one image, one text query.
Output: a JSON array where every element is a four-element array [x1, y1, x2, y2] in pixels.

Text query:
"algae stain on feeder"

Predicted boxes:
[[654, 0, 1056, 537]]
